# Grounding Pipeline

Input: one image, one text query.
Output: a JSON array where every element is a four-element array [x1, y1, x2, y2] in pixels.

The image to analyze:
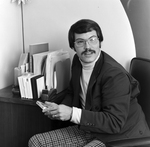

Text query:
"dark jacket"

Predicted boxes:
[[62, 51, 150, 143]]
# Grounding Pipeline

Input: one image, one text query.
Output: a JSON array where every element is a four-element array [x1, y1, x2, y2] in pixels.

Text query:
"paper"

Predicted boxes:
[[45, 50, 70, 91]]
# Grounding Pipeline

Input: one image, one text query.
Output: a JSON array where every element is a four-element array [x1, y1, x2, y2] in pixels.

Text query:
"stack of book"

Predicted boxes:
[[18, 73, 45, 99], [18, 44, 71, 99]]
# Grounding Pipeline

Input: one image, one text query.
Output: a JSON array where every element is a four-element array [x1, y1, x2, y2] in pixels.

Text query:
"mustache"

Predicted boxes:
[[81, 48, 96, 55]]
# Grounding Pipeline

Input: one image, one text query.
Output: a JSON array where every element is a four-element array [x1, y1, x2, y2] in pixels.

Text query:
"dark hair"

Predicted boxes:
[[68, 19, 104, 49]]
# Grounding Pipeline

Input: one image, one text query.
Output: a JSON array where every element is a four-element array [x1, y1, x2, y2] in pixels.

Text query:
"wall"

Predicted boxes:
[[121, 0, 150, 59], [0, 1, 22, 89], [0, 0, 135, 89], [23, 0, 135, 68]]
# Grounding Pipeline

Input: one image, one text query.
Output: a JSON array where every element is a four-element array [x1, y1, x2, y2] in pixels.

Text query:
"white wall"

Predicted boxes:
[[0, 1, 22, 89], [23, 0, 135, 69], [0, 0, 135, 89]]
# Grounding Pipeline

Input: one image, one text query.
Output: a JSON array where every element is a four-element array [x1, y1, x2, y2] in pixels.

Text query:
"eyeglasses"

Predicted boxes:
[[74, 36, 99, 48]]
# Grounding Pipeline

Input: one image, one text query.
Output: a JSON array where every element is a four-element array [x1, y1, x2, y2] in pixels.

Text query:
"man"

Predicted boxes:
[[29, 19, 150, 147]]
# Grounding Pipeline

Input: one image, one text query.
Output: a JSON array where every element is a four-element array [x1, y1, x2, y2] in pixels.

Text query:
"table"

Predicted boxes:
[[0, 86, 64, 147]]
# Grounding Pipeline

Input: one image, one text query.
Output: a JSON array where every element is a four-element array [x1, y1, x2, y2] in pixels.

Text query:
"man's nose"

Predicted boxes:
[[84, 40, 90, 48]]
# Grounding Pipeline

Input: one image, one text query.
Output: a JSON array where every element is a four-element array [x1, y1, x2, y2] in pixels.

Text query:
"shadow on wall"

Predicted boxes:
[[121, 0, 150, 59]]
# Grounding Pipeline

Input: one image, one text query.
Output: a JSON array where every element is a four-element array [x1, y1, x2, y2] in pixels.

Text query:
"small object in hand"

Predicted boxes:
[[36, 101, 47, 110]]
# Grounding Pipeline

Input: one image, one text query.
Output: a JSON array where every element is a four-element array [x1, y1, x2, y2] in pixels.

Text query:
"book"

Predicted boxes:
[[25, 74, 38, 99], [36, 76, 45, 99], [33, 51, 49, 75], [18, 75, 25, 98], [31, 75, 45, 99], [18, 73, 31, 98], [22, 75, 29, 98], [29, 43, 49, 73], [18, 74, 45, 99]]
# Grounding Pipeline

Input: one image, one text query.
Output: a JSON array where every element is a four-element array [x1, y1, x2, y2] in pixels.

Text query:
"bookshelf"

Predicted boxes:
[[0, 86, 67, 147]]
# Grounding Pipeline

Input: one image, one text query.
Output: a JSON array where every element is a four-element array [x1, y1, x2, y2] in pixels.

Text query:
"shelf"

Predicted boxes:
[[0, 86, 37, 106]]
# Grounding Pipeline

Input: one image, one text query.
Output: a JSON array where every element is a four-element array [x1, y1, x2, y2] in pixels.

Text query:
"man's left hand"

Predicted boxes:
[[43, 102, 73, 121]]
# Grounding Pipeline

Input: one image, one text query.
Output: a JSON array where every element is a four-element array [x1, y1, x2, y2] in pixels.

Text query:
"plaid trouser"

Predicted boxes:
[[28, 125, 106, 147]]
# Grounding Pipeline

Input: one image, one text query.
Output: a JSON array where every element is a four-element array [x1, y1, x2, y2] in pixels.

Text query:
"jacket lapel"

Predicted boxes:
[[72, 55, 82, 107], [85, 52, 104, 110]]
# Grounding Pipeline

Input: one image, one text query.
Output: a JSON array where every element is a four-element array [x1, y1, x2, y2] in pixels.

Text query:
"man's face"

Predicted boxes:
[[74, 30, 101, 63]]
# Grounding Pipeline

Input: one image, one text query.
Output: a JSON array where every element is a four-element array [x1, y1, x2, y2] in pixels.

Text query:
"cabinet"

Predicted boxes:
[[0, 86, 62, 147]]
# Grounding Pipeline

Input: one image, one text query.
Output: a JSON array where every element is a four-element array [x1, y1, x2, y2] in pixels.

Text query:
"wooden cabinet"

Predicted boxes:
[[0, 86, 63, 147]]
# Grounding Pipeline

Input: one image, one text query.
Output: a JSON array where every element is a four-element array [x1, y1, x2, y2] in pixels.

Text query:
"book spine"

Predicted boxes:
[[31, 77, 39, 99], [36, 76, 45, 98], [27, 77, 33, 99], [18, 76, 23, 98], [23, 76, 29, 99]]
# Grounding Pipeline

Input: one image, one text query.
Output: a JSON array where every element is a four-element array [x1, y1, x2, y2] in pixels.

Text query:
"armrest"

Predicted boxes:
[[106, 137, 150, 147]]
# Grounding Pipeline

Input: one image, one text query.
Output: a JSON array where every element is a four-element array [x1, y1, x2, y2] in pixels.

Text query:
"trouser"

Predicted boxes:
[[28, 125, 105, 147]]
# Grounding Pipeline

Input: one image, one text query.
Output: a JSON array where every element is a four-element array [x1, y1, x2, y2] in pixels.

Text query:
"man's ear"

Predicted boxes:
[[72, 47, 76, 51], [99, 43, 101, 48]]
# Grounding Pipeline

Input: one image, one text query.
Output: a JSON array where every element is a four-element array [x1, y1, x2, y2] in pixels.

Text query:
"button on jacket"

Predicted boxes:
[[61, 51, 150, 143]]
